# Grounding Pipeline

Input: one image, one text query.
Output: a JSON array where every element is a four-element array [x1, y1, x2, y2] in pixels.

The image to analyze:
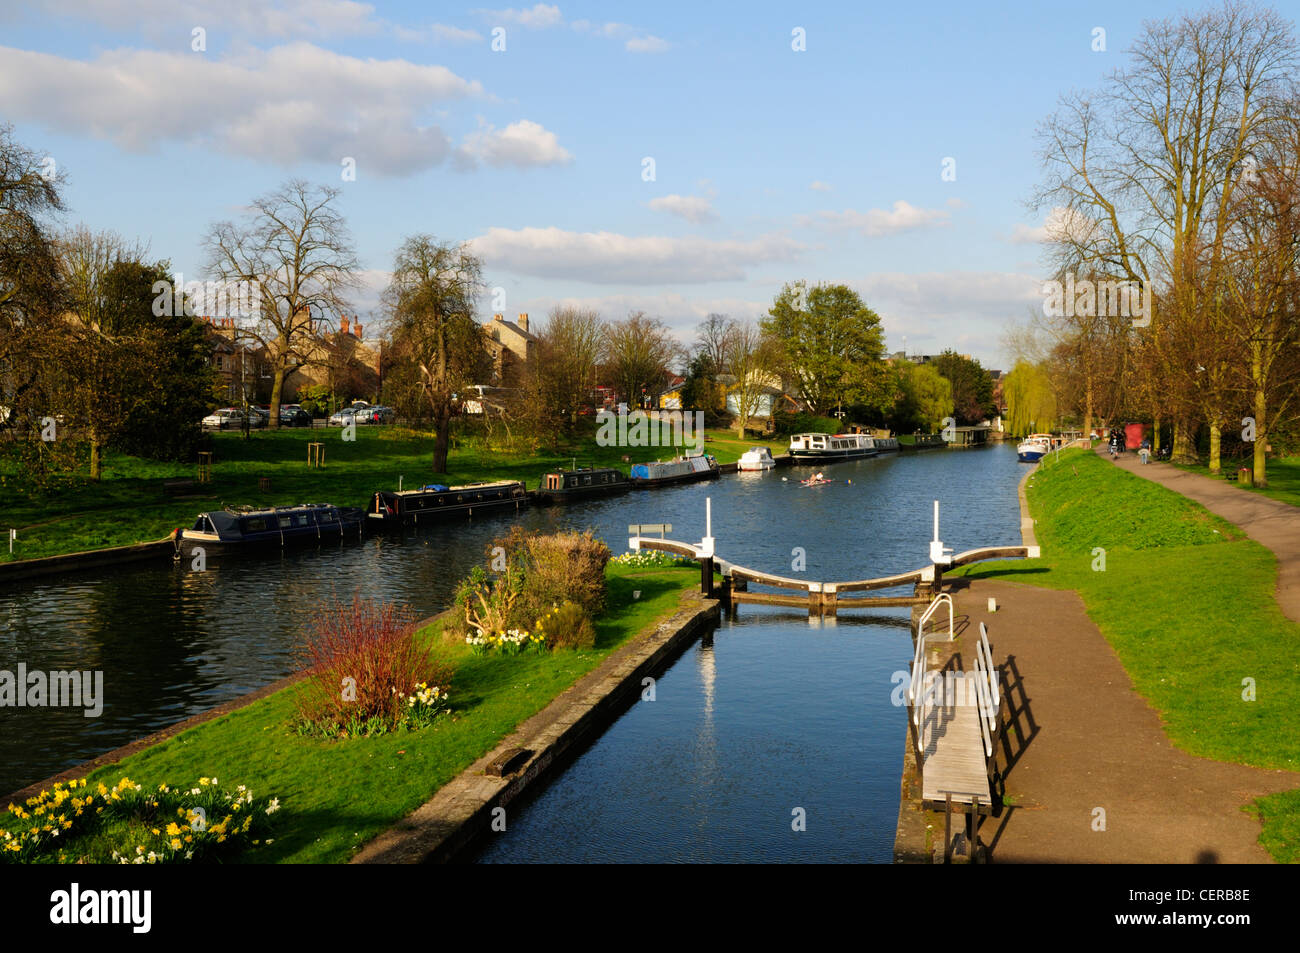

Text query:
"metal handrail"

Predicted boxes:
[[909, 593, 953, 731]]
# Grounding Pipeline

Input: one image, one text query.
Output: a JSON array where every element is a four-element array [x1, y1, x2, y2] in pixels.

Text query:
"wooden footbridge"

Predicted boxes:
[[629, 499, 1039, 613]]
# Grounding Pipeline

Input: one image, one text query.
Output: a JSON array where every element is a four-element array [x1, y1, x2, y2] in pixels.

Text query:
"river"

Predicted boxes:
[[0, 444, 1026, 861]]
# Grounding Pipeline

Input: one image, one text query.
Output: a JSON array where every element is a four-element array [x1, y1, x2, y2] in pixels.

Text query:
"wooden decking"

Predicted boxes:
[[918, 671, 992, 812]]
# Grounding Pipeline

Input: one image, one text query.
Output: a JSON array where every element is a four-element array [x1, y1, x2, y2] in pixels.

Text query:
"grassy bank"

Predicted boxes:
[[952, 447, 1300, 859], [0, 425, 786, 563], [1173, 455, 1300, 509], [7, 562, 699, 864]]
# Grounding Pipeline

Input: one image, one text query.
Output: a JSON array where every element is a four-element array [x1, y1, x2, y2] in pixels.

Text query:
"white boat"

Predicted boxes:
[[737, 447, 775, 471], [788, 432, 877, 462], [1017, 433, 1053, 463]]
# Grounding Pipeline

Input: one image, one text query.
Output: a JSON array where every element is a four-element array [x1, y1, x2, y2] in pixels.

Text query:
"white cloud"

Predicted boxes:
[[803, 200, 950, 237], [809, 180, 833, 192], [647, 194, 716, 224], [1009, 206, 1098, 245], [0, 44, 573, 176], [626, 35, 670, 53], [469, 227, 802, 284], [457, 119, 572, 168], [29, 0, 384, 40], [478, 4, 562, 28], [427, 24, 485, 43]]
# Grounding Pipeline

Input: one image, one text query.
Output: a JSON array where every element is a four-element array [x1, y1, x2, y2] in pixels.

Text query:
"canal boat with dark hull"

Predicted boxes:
[[174, 503, 366, 555], [629, 453, 719, 488], [788, 432, 878, 463], [535, 467, 630, 503], [367, 480, 528, 526]]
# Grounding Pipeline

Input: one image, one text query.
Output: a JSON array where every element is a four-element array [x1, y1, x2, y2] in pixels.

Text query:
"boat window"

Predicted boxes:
[[243, 517, 271, 532], [583, 475, 591, 485]]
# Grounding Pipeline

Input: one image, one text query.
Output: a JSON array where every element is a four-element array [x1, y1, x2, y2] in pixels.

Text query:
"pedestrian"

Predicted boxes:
[[1139, 436, 1151, 465]]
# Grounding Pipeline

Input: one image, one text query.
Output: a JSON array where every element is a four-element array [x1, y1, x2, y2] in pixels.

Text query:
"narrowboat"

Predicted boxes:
[[367, 480, 528, 526], [737, 447, 776, 471], [629, 453, 719, 487], [534, 467, 630, 503], [1017, 433, 1053, 463], [788, 432, 877, 462], [174, 503, 366, 554]]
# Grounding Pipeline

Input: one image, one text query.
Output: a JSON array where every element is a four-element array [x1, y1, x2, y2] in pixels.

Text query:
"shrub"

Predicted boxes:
[[544, 601, 596, 651], [294, 596, 453, 738], [515, 530, 610, 624]]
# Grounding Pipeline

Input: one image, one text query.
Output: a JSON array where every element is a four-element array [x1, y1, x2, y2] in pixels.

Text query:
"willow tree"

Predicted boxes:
[[384, 235, 486, 473], [1033, 2, 1298, 465], [1004, 359, 1058, 436]]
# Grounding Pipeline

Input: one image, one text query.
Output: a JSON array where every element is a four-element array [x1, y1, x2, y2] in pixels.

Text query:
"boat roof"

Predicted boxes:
[[386, 479, 520, 497]]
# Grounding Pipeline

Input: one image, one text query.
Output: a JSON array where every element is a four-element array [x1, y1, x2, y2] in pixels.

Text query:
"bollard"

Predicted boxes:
[[700, 556, 714, 598]]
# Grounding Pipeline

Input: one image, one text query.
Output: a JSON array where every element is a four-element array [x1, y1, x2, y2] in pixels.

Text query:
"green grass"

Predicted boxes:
[[1173, 455, 1300, 509], [0, 425, 787, 563], [31, 563, 698, 864], [951, 447, 1300, 860]]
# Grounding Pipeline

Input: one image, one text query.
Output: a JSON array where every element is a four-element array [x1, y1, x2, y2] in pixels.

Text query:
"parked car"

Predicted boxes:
[[202, 408, 245, 430], [279, 405, 312, 427], [356, 406, 395, 424], [328, 409, 357, 426], [246, 407, 269, 428]]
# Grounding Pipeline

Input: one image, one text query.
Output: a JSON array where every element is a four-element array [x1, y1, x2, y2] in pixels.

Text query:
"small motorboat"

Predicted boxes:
[[789, 432, 877, 462], [175, 503, 365, 554], [1017, 433, 1053, 463], [737, 447, 776, 471]]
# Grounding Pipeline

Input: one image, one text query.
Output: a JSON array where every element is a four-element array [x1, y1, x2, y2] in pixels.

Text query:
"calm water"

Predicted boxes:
[[0, 444, 1026, 860]]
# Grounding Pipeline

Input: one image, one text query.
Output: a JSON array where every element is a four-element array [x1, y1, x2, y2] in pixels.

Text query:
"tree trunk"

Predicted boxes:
[[269, 363, 285, 430], [1152, 415, 1161, 454], [432, 402, 450, 473], [1208, 424, 1221, 475], [1083, 376, 1094, 443], [1252, 385, 1268, 488], [89, 427, 101, 482], [1172, 418, 1198, 465]]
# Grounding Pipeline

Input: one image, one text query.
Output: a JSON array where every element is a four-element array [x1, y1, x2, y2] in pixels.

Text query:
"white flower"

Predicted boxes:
[[266, 798, 281, 815]]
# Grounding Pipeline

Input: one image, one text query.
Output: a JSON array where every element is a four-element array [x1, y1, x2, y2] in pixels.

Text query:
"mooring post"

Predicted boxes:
[[701, 555, 714, 597]]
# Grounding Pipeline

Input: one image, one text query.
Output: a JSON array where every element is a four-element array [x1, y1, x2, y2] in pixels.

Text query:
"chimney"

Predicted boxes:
[[494, 313, 504, 322], [354, 322, 363, 338], [517, 312, 529, 332], [340, 315, 350, 336]]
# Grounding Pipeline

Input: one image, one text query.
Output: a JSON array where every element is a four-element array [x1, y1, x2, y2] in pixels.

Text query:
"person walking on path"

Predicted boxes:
[[1139, 437, 1151, 465]]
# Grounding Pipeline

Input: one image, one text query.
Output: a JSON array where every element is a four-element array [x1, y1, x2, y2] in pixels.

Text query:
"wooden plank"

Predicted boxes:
[[919, 671, 991, 811]]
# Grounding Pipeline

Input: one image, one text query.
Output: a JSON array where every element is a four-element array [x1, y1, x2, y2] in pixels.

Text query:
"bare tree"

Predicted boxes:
[[1033, 1, 1297, 465], [603, 311, 679, 409], [537, 305, 606, 425], [724, 321, 775, 436], [383, 235, 486, 473], [204, 179, 359, 427], [696, 312, 736, 372]]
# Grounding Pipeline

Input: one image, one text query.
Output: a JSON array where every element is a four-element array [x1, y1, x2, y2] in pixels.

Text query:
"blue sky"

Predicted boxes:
[[0, 0, 1213, 366]]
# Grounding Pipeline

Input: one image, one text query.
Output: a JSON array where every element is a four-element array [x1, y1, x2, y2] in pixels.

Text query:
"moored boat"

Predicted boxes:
[[874, 436, 900, 452], [737, 447, 776, 471], [1016, 433, 1053, 463], [175, 503, 365, 554], [368, 480, 528, 526], [788, 432, 877, 462], [534, 466, 630, 503], [629, 453, 719, 487]]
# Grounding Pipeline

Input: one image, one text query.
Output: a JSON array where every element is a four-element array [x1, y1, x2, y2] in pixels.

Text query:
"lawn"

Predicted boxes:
[[0, 424, 788, 563], [5, 562, 700, 864], [950, 447, 1300, 860], [1173, 455, 1300, 509]]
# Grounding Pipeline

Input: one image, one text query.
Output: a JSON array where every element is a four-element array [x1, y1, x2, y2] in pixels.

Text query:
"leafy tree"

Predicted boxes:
[[930, 350, 994, 425], [725, 321, 776, 435], [888, 361, 954, 433], [535, 305, 605, 426], [1003, 359, 1058, 436], [761, 281, 891, 416], [679, 351, 723, 415]]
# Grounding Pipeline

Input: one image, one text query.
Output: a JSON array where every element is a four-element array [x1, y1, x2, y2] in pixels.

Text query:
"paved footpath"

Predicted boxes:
[[942, 448, 1300, 863], [1105, 448, 1300, 622], [949, 578, 1297, 863]]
